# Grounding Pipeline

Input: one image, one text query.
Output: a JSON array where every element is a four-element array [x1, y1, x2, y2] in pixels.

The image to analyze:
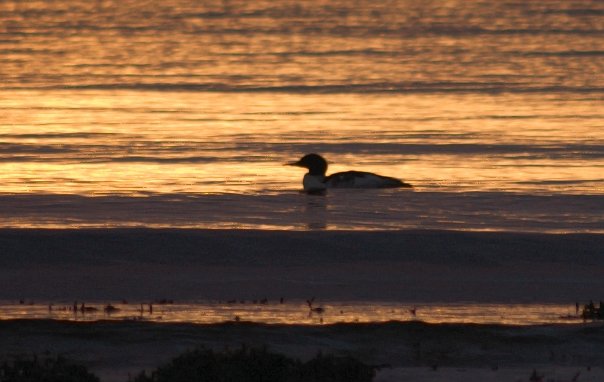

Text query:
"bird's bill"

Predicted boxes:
[[285, 160, 303, 167]]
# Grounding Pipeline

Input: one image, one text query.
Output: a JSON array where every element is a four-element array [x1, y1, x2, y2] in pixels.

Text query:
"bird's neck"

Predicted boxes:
[[303, 173, 326, 192]]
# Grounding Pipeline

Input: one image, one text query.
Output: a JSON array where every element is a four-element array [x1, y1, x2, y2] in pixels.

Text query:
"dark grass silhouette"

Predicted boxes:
[[0, 347, 373, 382], [132, 345, 375, 382], [0, 355, 99, 382], [295, 352, 375, 382]]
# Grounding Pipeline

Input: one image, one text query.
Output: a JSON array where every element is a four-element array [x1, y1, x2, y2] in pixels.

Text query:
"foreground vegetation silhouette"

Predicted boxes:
[[0, 355, 99, 382], [132, 346, 375, 382], [1, 348, 373, 382]]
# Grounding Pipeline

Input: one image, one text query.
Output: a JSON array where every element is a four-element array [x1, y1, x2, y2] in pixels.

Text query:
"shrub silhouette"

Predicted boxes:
[[133, 346, 374, 382], [293, 352, 375, 382], [0, 355, 99, 382], [0, 348, 374, 382]]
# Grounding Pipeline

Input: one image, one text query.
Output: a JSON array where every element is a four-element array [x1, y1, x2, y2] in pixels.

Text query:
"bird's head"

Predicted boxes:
[[286, 153, 328, 176]]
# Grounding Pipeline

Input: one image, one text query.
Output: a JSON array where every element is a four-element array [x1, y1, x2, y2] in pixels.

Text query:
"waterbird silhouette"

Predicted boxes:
[[307, 297, 325, 317], [104, 304, 119, 314], [286, 153, 412, 193], [80, 303, 98, 313]]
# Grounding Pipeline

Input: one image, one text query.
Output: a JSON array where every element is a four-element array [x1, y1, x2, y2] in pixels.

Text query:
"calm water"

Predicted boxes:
[[0, 300, 585, 326], [1, 0, 603, 230], [1, 2, 604, 330]]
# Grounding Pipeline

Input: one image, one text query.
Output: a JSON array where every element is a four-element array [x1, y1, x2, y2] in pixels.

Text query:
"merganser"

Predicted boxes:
[[286, 153, 412, 193]]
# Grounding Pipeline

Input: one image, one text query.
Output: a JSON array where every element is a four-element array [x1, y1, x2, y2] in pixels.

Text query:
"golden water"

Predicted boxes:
[[0, 300, 586, 326]]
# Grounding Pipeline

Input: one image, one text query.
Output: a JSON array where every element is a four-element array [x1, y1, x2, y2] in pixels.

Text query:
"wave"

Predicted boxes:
[[9, 83, 604, 94], [523, 50, 604, 57], [264, 143, 604, 159], [538, 9, 604, 16], [0, 132, 116, 139], [1, 142, 603, 162], [0, 48, 67, 55], [3, 18, 604, 37]]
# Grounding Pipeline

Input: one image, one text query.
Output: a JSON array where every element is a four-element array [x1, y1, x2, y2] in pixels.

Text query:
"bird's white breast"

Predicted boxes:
[[303, 174, 326, 192]]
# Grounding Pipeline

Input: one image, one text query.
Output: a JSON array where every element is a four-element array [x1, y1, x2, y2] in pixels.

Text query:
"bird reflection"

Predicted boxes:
[[303, 193, 327, 230]]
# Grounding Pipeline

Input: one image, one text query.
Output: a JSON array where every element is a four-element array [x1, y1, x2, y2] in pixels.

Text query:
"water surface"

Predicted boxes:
[[2, 0, 603, 230]]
